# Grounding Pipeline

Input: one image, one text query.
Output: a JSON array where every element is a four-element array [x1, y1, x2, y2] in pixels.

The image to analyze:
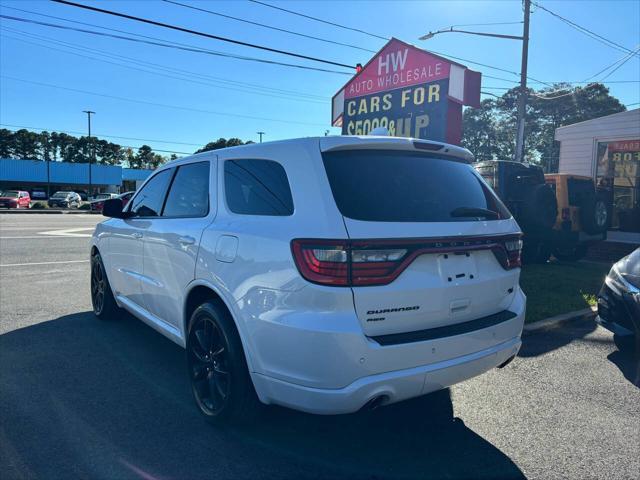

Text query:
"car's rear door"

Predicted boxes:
[[141, 159, 215, 329], [321, 144, 522, 337]]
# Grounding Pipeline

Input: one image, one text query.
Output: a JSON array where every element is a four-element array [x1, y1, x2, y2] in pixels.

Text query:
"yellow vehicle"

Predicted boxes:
[[544, 174, 610, 261]]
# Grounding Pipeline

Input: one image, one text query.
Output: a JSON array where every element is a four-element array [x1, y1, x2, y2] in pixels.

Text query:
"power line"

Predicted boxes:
[[0, 75, 328, 127], [0, 123, 202, 147], [247, 0, 389, 41], [0, 6, 337, 96], [600, 47, 640, 81], [532, 1, 639, 57], [449, 21, 524, 28], [161, 0, 376, 53], [0, 14, 351, 75], [1, 28, 329, 104], [50, 0, 356, 69]]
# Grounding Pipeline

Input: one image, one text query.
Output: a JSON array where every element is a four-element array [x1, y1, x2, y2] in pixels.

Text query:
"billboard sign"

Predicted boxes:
[[332, 38, 481, 145]]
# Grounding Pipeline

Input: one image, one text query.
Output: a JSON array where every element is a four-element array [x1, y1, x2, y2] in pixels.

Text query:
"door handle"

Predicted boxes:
[[131, 232, 143, 239], [178, 236, 196, 245]]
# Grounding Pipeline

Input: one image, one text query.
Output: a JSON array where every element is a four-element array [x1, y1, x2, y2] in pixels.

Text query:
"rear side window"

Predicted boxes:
[[225, 159, 293, 216], [130, 168, 173, 217], [163, 162, 210, 217], [322, 150, 510, 222]]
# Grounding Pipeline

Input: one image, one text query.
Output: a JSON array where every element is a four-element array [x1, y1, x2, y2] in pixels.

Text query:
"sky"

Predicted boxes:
[[0, 0, 639, 156]]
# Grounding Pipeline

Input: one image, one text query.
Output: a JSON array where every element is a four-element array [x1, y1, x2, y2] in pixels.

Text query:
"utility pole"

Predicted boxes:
[[257, 131, 265, 143], [514, 0, 530, 163], [83, 110, 95, 198]]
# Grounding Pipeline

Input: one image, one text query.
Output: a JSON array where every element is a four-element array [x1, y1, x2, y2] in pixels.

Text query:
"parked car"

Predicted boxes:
[[596, 248, 639, 339], [475, 160, 557, 263], [0, 190, 31, 209], [48, 191, 81, 209], [91, 192, 134, 213], [544, 174, 610, 261], [91, 136, 526, 425]]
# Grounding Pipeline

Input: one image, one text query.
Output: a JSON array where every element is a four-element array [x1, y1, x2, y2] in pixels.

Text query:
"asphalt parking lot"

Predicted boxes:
[[1, 214, 638, 480]]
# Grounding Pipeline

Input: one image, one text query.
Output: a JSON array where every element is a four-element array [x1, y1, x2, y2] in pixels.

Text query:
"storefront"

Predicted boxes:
[[555, 109, 640, 238]]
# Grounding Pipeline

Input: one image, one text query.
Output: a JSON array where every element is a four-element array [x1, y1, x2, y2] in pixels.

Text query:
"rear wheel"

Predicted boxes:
[[580, 191, 610, 234], [91, 252, 119, 319], [187, 301, 260, 425]]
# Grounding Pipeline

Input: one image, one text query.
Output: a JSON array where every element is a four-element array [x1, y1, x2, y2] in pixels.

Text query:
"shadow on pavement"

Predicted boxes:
[[0, 312, 524, 480], [518, 314, 597, 358], [609, 334, 640, 387]]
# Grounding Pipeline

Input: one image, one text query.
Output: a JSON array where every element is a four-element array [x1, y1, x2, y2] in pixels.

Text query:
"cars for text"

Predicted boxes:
[[91, 135, 526, 424], [0, 190, 31, 209]]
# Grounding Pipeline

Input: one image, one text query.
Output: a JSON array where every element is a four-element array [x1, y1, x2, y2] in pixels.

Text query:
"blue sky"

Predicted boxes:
[[1, 0, 638, 156]]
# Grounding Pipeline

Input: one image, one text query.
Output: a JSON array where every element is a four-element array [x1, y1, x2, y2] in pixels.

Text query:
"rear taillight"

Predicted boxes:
[[292, 235, 522, 287], [503, 238, 523, 269]]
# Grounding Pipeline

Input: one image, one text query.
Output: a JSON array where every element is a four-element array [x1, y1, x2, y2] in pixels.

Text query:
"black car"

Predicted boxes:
[[47, 191, 82, 209], [596, 248, 640, 338]]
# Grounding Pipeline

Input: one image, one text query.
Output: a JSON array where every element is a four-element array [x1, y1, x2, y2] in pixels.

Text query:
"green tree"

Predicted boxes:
[[0, 129, 13, 158], [11, 129, 41, 159], [195, 137, 246, 154], [462, 82, 626, 170]]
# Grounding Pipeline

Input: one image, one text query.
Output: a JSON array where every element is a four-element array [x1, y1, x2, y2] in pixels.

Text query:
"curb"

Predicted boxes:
[[523, 306, 597, 332], [0, 210, 98, 214]]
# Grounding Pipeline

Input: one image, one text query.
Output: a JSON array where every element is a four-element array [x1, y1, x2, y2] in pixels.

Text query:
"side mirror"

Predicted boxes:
[[103, 198, 131, 219]]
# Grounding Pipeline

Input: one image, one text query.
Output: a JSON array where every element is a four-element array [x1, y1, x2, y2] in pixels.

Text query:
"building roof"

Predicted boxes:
[[555, 108, 639, 133]]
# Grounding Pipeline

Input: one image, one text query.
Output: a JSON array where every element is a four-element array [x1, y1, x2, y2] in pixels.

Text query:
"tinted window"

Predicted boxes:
[[130, 169, 173, 217], [322, 150, 510, 222], [163, 162, 210, 217], [225, 159, 293, 216]]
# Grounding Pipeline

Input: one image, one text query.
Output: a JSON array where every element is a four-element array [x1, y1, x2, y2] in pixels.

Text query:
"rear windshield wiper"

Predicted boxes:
[[450, 207, 500, 219]]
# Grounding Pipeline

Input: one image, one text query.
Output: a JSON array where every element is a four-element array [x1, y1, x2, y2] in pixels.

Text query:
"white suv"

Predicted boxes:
[[91, 135, 525, 424]]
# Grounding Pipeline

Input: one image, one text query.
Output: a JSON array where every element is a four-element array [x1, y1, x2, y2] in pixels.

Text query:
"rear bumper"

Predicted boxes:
[[252, 336, 521, 414], [250, 287, 525, 414]]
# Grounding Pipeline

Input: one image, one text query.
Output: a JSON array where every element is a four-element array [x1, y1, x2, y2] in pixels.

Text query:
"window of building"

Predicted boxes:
[[596, 139, 640, 232]]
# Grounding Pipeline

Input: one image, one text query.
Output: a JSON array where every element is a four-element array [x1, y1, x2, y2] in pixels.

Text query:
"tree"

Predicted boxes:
[[195, 137, 246, 154], [0, 129, 12, 158], [11, 129, 41, 159], [462, 82, 626, 171]]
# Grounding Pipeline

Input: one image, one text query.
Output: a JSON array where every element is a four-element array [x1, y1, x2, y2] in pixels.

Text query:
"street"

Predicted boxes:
[[0, 214, 638, 480]]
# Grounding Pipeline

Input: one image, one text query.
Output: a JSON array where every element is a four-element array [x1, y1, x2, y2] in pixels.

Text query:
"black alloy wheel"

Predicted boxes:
[[91, 254, 106, 315], [188, 314, 232, 416], [91, 253, 118, 319], [186, 302, 260, 424]]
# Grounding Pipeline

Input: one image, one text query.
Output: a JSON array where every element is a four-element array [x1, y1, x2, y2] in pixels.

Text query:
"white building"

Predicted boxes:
[[555, 109, 640, 240]]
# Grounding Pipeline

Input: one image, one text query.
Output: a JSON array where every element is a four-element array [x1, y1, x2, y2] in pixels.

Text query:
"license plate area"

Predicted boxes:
[[438, 251, 478, 284]]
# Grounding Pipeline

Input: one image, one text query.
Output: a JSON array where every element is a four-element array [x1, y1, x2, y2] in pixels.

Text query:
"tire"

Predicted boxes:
[[552, 243, 587, 262], [91, 252, 119, 319], [519, 184, 558, 233], [187, 301, 261, 425], [580, 191, 610, 235]]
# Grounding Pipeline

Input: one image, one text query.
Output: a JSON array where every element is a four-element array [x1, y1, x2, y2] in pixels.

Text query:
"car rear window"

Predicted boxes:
[[322, 150, 510, 222]]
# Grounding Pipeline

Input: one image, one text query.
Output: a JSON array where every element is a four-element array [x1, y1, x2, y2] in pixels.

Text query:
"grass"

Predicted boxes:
[[519, 261, 611, 323]]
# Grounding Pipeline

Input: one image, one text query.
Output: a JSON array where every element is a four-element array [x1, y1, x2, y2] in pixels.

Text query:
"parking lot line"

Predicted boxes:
[[0, 260, 88, 267]]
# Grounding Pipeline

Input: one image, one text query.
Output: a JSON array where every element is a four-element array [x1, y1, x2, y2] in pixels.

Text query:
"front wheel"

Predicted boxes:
[[187, 301, 260, 425], [91, 252, 119, 319]]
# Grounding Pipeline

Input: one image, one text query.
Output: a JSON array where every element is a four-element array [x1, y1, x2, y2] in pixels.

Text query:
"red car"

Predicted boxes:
[[90, 191, 134, 212], [0, 190, 31, 209]]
